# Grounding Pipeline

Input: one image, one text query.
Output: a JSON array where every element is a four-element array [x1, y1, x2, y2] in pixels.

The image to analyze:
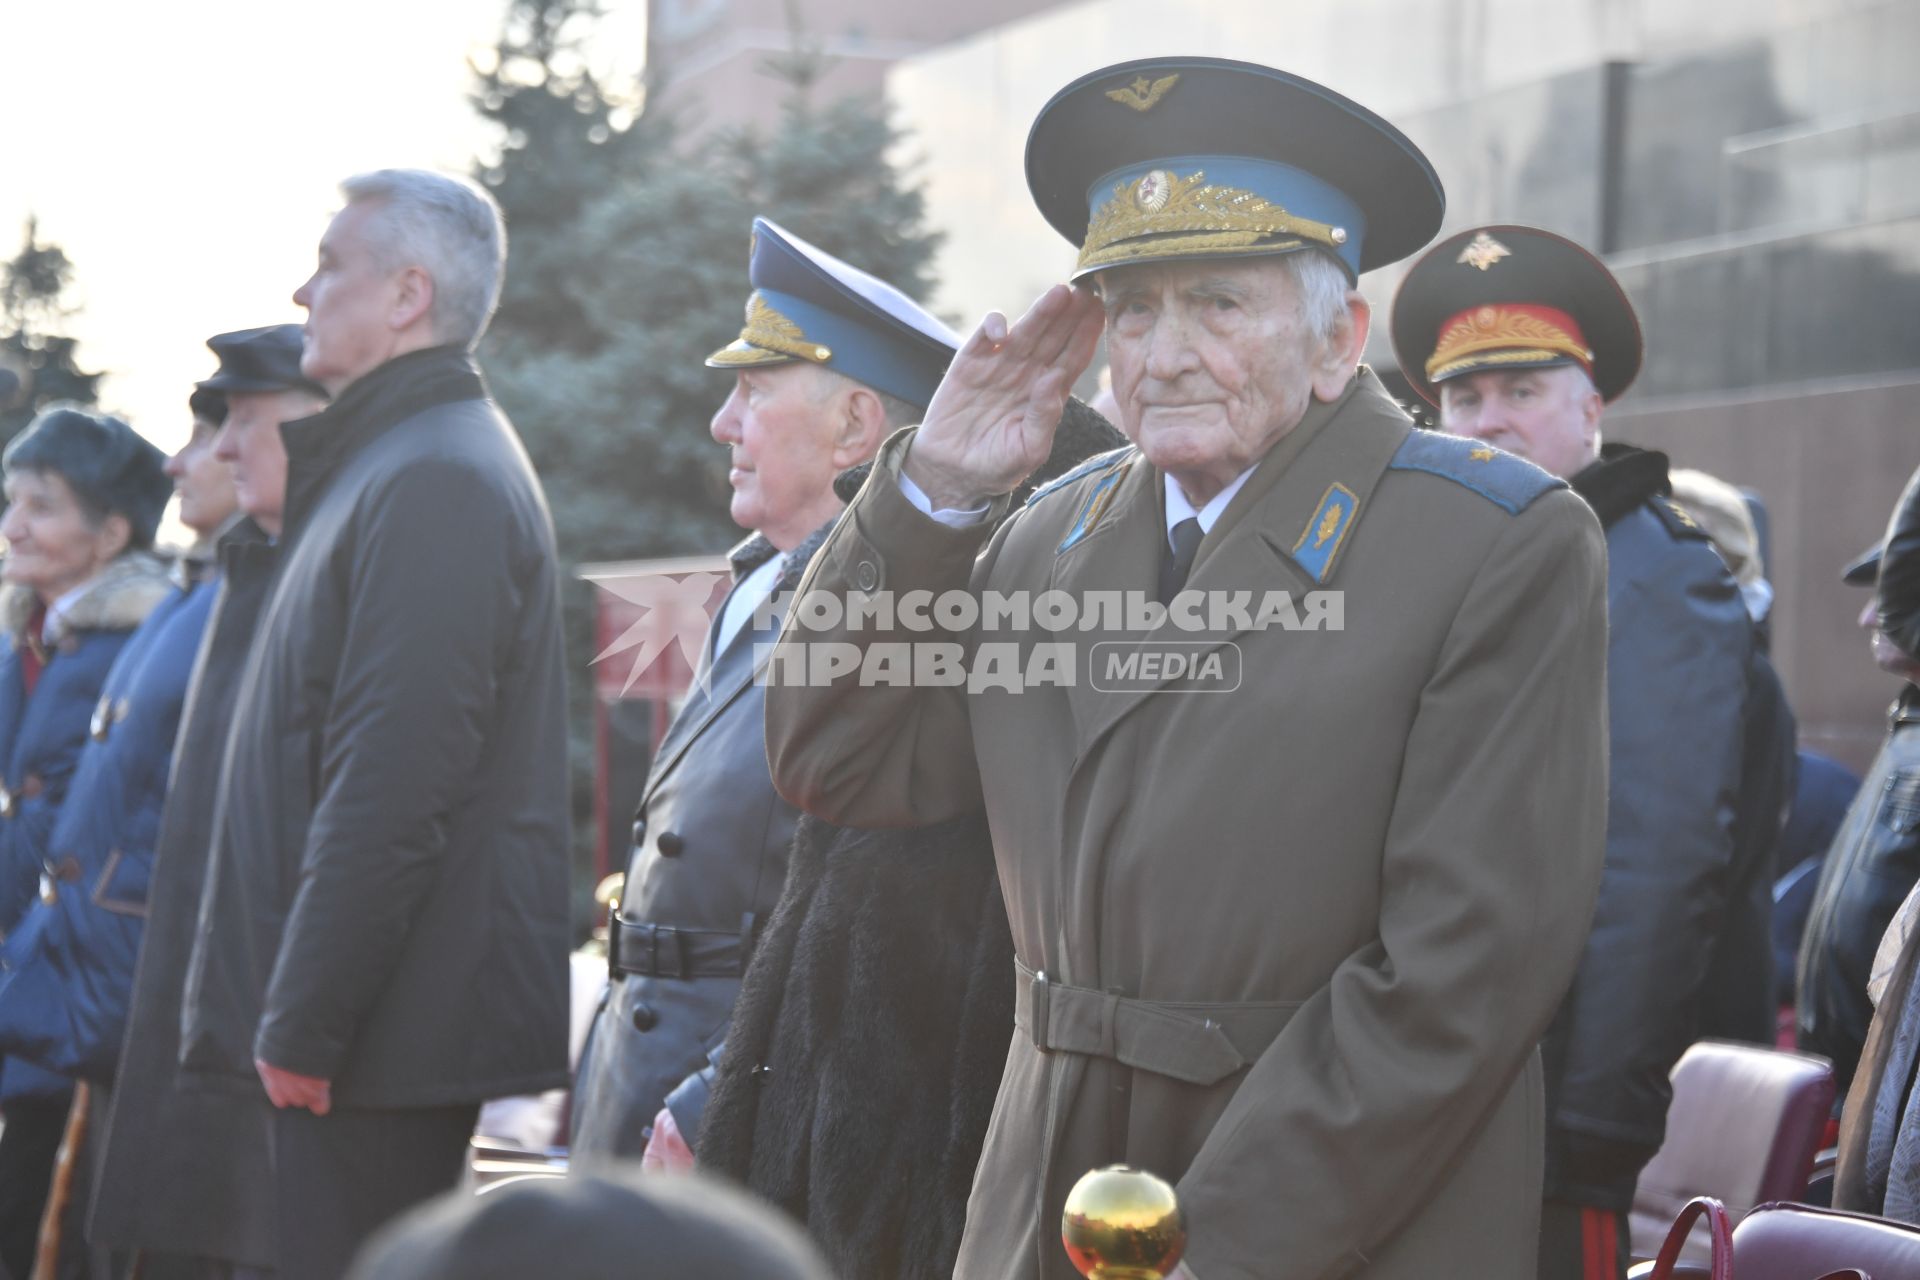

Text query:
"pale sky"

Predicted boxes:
[[1, 0, 649, 453]]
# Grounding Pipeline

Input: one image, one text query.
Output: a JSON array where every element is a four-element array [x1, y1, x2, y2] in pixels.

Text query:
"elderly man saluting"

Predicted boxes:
[[765, 59, 1610, 1280]]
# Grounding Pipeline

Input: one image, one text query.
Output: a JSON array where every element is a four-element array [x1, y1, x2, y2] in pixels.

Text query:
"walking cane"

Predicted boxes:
[[32, 1080, 89, 1280]]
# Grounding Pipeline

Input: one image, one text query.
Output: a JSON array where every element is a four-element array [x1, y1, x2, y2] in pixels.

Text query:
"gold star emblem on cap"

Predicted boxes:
[[1106, 73, 1180, 113], [1470, 445, 1496, 462], [1457, 232, 1512, 271]]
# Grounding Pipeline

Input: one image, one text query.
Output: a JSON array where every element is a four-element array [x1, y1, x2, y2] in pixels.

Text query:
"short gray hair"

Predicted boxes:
[[1277, 250, 1357, 344], [815, 366, 921, 430], [339, 169, 507, 350]]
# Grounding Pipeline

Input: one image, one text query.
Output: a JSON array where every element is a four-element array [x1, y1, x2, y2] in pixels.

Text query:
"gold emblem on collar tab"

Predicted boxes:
[[1457, 232, 1512, 271], [1106, 73, 1180, 113]]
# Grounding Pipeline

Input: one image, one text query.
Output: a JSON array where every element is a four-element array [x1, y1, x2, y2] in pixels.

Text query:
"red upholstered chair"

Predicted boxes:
[[1628, 1040, 1836, 1265], [1628, 1198, 1920, 1279]]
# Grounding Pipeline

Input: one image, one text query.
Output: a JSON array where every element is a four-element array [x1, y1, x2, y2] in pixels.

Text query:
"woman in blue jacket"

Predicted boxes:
[[0, 388, 236, 1086], [0, 406, 171, 1279]]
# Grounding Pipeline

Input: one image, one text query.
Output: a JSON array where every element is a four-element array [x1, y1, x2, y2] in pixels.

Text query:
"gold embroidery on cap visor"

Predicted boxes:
[[706, 292, 833, 367], [1425, 306, 1593, 382], [1075, 170, 1347, 274]]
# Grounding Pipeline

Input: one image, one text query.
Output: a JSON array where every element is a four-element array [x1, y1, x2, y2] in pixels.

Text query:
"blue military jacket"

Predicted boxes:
[[0, 554, 171, 1101], [0, 574, 218, 1082]]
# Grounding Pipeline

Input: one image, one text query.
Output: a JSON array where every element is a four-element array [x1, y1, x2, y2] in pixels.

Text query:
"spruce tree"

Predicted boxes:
[[0, 219, 102, 442], [471, 0, 944, 886]]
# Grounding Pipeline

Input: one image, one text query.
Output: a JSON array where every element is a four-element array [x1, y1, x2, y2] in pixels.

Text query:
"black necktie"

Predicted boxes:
[[1158, 517, 1204, 603]]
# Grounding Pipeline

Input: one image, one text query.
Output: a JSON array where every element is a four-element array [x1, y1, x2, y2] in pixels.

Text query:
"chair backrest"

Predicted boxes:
[[1629, 1040, 1835, 1262], [1733, 1201, 1920, 1279]]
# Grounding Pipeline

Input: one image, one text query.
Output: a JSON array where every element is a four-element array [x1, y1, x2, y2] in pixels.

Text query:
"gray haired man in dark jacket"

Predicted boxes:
[[178, 169, 570, 1280]]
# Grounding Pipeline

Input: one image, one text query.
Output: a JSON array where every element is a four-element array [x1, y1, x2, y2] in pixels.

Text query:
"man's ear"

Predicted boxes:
[[1579, 377, 1605, 450], [836, 386, 892, 468], [1310, 292, 1370, 402], [391, 266, 436, 335]]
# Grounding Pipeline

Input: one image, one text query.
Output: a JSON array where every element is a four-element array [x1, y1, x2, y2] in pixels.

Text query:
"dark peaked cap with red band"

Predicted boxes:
[[1390, 223, 1644, 407]]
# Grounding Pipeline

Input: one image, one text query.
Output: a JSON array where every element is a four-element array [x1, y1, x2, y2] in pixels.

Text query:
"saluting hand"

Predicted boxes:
[[904, 283, 1106, 510], [256, 1058, 332, 1115]]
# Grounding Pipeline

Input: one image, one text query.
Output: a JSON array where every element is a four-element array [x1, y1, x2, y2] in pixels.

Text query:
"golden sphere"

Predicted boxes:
[[1061, 1164, 1187, 1280]]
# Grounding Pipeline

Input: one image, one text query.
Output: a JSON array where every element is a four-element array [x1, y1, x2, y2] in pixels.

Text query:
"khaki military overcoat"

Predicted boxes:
[[766, 370, 1609, 1280]]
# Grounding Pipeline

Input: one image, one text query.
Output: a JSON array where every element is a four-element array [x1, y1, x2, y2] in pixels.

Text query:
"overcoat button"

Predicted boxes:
[[855, 560, 878, 591], [631, 818, 647, 846], [632, 1003, 659, 1032], [657, 831, 685, 858]]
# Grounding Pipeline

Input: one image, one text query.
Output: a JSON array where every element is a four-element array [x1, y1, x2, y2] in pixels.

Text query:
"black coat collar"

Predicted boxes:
[[279, 346, 486, 538], [1569, 442, 1670, 529]]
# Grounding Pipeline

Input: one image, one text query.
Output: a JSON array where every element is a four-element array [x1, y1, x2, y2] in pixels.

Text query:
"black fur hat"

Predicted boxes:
[[833, 396, 1128, 506], [4, 405, 173, 549]]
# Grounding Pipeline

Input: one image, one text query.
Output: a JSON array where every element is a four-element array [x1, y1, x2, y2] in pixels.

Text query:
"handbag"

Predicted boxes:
[[1639, 1195, 1871, 1280]]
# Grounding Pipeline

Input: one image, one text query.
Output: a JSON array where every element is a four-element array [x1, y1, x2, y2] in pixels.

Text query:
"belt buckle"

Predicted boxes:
[[1031, 970, 1053, 1052], [652, 926, 688, 980]]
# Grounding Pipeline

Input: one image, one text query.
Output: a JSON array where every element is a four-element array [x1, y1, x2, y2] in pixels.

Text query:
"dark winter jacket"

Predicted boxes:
[[0, 554, 170, 1103], [0, 575, 216, 1082], [1799, 689, 1920, 1107], [1695, 647, 1796, 1044], [178, 346, 571, 1107], [1545, 444, 1752, 1211], [1772, 752, 1863, 1003], [89, 521, 280, 1267], [1877, 464, 1920, 660]]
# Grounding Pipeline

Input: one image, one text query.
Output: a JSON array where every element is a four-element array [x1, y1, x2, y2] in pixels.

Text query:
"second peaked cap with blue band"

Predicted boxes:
[[706, 219, 959, 411], [1025, 57, 1445, 282]]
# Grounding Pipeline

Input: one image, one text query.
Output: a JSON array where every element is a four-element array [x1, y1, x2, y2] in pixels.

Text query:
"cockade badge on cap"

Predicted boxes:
[[1456, 231, 1511, 271]]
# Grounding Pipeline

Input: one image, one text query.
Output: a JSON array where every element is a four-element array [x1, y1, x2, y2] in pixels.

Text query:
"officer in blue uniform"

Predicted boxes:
[[568, 219, 958, 1162]]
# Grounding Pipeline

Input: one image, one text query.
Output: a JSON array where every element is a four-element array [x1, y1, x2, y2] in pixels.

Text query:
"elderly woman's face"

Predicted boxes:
[[1099, 258, 1331, 498], [0, 468, 125, 600]]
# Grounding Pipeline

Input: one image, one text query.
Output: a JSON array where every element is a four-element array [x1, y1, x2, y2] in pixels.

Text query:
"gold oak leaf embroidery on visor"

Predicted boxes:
[[1425, 305, 1593, 382], [709, 293, 833, 365], [1076, 170, 1347, 272]]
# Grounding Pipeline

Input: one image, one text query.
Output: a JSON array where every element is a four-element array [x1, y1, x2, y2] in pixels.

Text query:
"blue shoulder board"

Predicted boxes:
[[1386, 432, 1563, 516], [1023, 444, 1138, 508]]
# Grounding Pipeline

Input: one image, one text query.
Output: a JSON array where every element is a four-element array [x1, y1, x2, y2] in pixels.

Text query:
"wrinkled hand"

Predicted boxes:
[[905, 283, 1106, 509], [256, 1058, 332, 1115], [641, 1106, 694, 1173]]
